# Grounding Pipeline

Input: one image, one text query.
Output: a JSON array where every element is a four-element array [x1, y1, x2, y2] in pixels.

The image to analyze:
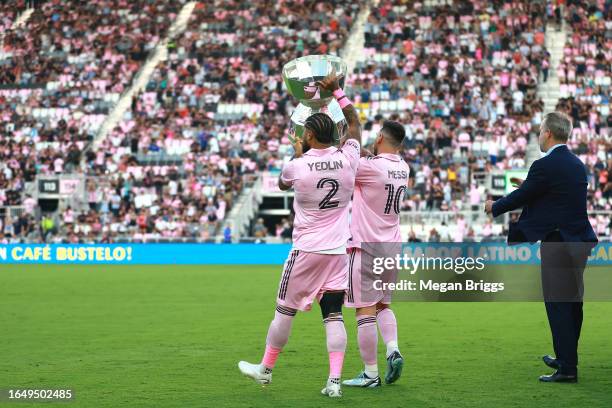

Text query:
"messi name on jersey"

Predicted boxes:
[[388, 170, 408, 179]]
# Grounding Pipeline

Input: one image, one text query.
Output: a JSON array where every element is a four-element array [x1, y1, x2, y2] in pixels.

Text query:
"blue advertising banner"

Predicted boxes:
[[0, 244, 291, 265], [0, 243, 610, 265]]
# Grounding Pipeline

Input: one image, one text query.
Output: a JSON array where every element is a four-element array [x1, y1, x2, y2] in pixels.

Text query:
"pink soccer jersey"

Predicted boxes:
[[349, 153, 410, 246], [280, 139, 360, 252]]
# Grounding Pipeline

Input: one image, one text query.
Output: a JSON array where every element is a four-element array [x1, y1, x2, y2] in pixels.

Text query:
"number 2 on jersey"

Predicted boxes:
[[317, 178, 339, 209]]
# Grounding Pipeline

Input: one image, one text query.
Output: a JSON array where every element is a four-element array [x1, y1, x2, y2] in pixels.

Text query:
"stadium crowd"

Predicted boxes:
[[343, 0, 609, 241], [66, 0, 363, 242], [0, 2, 187, 182], [0, 0, 609, 243], [0, 0, 188, 242], [555, 0, 612, 238], [0, 2, 21, 33], [347, 0, 548, 215]]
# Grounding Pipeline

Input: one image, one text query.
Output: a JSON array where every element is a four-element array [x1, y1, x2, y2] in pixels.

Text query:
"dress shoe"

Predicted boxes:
[[539, 371, 577, 383], [542, 355, 560, 370]]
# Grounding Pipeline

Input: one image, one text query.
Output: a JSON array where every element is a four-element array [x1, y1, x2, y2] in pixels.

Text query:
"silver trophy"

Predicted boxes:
[[282, 55, 348, 144]]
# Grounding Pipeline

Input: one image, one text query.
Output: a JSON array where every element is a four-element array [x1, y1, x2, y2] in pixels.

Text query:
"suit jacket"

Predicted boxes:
[[492, 145, 598, 244]]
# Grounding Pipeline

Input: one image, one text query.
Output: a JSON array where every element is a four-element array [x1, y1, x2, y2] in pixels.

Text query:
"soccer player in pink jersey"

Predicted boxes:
[[343, 121, 410, 388], [238, 72, 362, 398]]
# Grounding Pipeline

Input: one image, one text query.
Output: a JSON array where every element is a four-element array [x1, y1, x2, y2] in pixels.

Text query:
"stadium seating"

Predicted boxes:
[[0, 0, 609, 243], [0, 0, 187, 176], [78, 0, 364, 241], [345, 0, 549, 239], [0, 1, 188, 242], [0, 2, 21, 33], [556, 1, 611, 231]]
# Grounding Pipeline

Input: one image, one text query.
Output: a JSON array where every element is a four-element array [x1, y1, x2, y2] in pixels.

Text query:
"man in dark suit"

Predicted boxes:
[[485, 111, 598, 383]]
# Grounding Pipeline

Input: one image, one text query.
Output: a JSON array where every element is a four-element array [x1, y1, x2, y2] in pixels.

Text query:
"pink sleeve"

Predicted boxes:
[[280, 160, 297, 186], [340, 139, 361, 170], [355, 157, 374, 184]]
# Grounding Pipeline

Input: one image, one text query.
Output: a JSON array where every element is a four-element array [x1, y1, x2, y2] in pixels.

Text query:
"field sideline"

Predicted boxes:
[[1, 265, 611, 408]]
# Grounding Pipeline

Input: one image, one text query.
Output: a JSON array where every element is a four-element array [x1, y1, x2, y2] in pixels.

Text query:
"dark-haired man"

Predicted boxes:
[[239, 72, 361, 398], [343, 120, 410, 388]]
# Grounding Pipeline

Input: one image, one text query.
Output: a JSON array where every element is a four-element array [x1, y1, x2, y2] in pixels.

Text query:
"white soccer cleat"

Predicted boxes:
[[321, 379, 342, 398], [342, 371, 382, 388], [238, 361, 272, 385]]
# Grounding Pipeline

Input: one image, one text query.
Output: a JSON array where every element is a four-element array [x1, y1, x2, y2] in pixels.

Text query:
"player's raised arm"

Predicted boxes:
[[316, 72, 361, 146]]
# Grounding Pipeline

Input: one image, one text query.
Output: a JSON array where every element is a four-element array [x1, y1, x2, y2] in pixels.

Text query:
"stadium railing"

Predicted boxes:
[[399, 209, 611, 241], [0, 206, 26, 219], [400, 211, 487, 225]]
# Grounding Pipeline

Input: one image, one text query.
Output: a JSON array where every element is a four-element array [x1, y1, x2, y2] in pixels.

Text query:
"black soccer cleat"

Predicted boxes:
[[385, 351, 404, 384]]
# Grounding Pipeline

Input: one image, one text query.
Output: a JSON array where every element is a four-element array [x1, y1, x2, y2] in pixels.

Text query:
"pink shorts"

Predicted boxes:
[[276, 250, 348, 312], [345, 247, 392, 308]]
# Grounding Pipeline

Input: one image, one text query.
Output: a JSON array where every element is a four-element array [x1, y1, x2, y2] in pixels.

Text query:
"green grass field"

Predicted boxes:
[[1, 265, 611, 408]]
